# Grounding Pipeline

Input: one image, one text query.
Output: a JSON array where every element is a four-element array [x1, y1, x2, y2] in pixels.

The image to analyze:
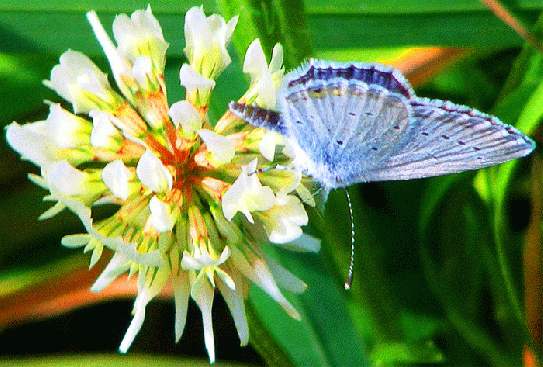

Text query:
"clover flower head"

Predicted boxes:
[[6, 5, 318, 364]]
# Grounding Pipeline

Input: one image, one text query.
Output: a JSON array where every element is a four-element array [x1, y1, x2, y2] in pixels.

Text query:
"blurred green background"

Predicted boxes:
[[0, 0, 541, 366]]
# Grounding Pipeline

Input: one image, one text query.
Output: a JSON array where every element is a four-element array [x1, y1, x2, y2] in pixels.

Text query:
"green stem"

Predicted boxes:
[[487, 166, 525, 325]]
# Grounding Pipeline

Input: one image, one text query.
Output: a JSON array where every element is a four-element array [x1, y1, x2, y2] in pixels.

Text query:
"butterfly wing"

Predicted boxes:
[[230, 60, 535, 187], [278, 75, 415, 188], [286, 59, 415, 99], [360, 98, 536, 181]]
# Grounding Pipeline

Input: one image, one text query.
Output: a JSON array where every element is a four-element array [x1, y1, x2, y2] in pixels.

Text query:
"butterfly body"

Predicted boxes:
[[230, 59, 535, 190]]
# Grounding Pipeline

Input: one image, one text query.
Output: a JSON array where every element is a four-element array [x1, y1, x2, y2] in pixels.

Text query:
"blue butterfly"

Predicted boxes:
[[230, 59, 535, 289], [230, 59, 535, 191]]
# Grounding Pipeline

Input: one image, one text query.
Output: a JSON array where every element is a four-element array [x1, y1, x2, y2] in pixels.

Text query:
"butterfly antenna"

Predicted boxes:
[[344, 188, 355, 290]]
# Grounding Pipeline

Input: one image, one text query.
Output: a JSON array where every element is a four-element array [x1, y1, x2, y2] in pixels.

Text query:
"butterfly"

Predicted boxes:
[[229, 59, 536, 289], [230, 59, 535, 192]]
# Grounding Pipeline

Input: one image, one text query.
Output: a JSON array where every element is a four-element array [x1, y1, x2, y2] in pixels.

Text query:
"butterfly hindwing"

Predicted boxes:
[[361, 98, 536, 181], [279, 75, 414, 187]]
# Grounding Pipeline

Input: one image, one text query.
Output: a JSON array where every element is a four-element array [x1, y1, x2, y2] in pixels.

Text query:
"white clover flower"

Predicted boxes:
[[45, 160, 106, 206], [6, 121, 62, 166], [168, 100, 202, 135], [44, 50, 122, 114], [258, 193, 308, 243], [222, 159, 275, 222], [242, 39, 284, 108], [47, 103, 93, 148], [89, 110, 123, 149], [180, 246, 232, 363], [88, 7, 169, 129], [136, 150, 173, 193], [259, 130, 278, 161], [149, 196, 175, 232], [184, 6, 238, 80], [197, 129, 235, 166], [119, 266, 170, 353], [112, 6, 168, 72], [6, 103, 96, 167], [102, 159, 134, 200], [7, 6, 316, 364], [179, 63, 216, 107]]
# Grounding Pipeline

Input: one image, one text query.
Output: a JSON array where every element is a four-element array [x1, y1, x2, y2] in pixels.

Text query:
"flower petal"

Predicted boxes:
[[91, 252, 131, 292], [184, 6, 237, 80], [113, 6, 168, 72], [45, 50, 117, 114], [171, 271, 191, 342], [216, 267, 249, 346], [242, 39, 283, 108], [136, 150, 172, 193], [102, 159, 132, 200], [229, 246, 301, 320], [6, 122, 60, 166], [47, 103, 92, 148], [47, 160, 87, 197], [131, 55, 153, 87], [192, 274, 216, 363], [279, 233, 321, 253], [253, 259, 301, 320], [168, 100, 202, 134], [119, 268, 169, 353], [89, 242, 104, 269], [89, 110, 122, 149], [262, 194, 308, 244], [259, 130, 277, 161], [149, 196, 174, 232], [179, 63, 215, 106], [222, 160, 275, 223], [87, 10, 131, 89], [243, 39, 267, 77], [264, 255, 307, 294], [269, 43, 284, 78], [61, 233, 91, 248], [197, 129, 235, 166]]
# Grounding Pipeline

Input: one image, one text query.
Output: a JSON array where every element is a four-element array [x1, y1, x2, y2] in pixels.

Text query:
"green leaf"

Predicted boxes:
[[0, 354, 236, 367], [371, 340, 444, 364], [249, 244, 370, 366]]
